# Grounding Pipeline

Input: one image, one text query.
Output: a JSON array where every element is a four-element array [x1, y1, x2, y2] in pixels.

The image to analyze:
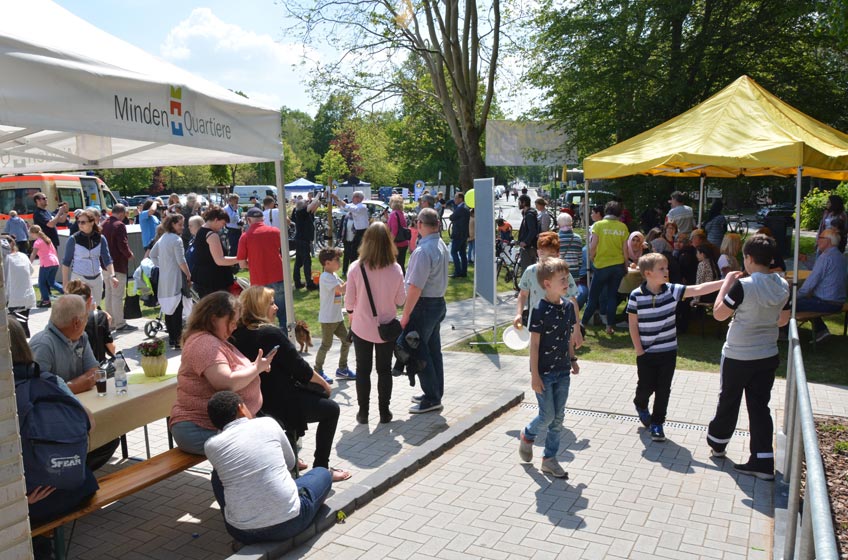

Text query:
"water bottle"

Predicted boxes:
[[114, 354, 128, 395]]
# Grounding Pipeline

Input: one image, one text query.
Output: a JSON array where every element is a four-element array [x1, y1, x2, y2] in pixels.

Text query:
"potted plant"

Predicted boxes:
[[138, 338, 167, 377]]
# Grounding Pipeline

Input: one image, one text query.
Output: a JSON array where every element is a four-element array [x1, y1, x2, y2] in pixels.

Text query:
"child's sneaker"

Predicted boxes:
[[518, 432, 533, 462], [650, 423, 666, 442], [335, 367, 356, 380], [636, 407, 651, 428], [541, 457, 568, 479], [316, 369, 334, 385]]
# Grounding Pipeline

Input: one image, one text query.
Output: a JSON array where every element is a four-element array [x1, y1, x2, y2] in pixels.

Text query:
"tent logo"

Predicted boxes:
[[170, 87, 183, 137]]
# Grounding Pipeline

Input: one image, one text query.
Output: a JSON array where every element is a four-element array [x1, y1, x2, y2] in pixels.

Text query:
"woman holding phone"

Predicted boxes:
[[231, 286, 351, 482]]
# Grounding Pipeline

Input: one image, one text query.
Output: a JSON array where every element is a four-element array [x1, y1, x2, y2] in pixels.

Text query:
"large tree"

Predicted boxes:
[[285, 0, 501, 189], [281, 107, 319, 178], [526, 0, 848, 159]]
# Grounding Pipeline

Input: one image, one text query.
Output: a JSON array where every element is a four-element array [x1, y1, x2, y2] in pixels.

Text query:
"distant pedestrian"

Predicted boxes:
[[4, 236, 35, 336], [517, 195, 539, 269], [517, 258, 579, 479], [236, 208, 285, 327], [101, 204, 135, 332], [291, 198, 320, 290], [313, 248, 355, 383], [580, 201, 628, 334], [224, 194, 243, 257], [29, 225, 63, 308], [449, 192, 470, 278], [702, 200, 727, 246], [666, 191, 695, 235], [4, 211, 30, 253], [32, 192, 66, 248], [332, 191, 370, 270]]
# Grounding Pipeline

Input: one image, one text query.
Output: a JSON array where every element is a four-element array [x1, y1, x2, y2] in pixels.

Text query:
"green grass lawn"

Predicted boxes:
[[446, 308, 848, 386]]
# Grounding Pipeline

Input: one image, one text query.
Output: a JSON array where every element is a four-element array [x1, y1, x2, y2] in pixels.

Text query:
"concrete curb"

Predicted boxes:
[[225, 389, 525, 560]]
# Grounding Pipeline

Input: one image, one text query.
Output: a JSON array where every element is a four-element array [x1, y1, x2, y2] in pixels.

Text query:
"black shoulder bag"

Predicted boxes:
[[360, 265, 403, 342]]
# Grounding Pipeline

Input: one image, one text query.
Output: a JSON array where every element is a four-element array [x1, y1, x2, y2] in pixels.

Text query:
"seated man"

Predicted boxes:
[[204, 391, 332, 544], [796, 228, 847, 341], [29, 294, 120, 470]]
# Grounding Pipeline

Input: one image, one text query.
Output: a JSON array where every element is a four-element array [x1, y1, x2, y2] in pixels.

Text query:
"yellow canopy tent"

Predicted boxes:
[[582, 75, 848, 315]]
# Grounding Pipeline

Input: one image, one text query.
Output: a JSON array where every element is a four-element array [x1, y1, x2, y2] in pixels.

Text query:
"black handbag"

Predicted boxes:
[[360, 265, 403, 342], [392, 212, 411, 243]]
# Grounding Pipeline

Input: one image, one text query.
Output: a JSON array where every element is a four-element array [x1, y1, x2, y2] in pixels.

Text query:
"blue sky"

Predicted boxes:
[[56, 0, 320, 114]]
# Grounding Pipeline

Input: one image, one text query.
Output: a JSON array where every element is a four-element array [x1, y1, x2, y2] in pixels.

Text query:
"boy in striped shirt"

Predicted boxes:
[[626, 253, 723, 441]]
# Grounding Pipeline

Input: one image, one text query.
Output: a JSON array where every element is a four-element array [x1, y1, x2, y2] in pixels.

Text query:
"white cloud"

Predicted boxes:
[[159, 8, 319, 112]]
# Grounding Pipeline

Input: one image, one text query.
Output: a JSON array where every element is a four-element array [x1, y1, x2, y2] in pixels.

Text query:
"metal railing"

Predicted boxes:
[[781, 319, 839, 559]]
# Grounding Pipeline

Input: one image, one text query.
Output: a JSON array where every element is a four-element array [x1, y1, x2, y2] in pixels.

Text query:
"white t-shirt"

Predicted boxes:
[[318, 271, 344, 323], [204, 417, 299, 530], [263, 208, 280, 227]]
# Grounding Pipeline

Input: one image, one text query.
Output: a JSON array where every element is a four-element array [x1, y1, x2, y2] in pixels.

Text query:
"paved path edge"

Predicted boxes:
[[225, 388, 526, 560]]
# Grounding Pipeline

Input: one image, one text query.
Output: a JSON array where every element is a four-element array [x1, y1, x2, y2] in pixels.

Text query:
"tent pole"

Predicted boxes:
[[791, 167, 802, 318], [275, 159, 295, 340], [698, 175, 705, 226], [585, 178, 591, 293]]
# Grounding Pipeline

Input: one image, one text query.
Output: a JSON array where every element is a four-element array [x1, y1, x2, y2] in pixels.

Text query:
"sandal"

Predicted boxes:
[[330, 467, 352, 482], [297, 458, 309, 471], [605, 327, 615, 335]]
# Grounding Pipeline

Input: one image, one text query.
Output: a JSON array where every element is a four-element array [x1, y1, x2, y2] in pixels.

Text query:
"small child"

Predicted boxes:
[[314, 248, 356, 382], [626, 253, 724, 441], [518, 257, 579, 479]]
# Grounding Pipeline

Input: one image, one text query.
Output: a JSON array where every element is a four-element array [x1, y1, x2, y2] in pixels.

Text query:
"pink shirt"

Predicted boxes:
[[33, 238, 60, 267], [170, 332, 262, 431], [345, 260, 406, 343]]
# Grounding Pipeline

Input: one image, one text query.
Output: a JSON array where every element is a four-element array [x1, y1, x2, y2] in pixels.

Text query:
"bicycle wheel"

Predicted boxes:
[[512, 258, 524, 291]]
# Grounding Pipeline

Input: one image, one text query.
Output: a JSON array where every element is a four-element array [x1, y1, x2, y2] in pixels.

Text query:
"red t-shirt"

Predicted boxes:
[[237, 222, 284, 285]]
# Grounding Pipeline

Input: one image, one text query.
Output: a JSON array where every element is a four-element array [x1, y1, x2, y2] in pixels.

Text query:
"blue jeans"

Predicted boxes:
[[226, 227, 241, 257], [451, 237, 468, 276], [467, 239, 475, 263], [211, 468, 332, 544], [37, 265, 63, 302], [796, 296, 843, 333], [575, 281, 589, 309], [581, 264, 625, 327], [265, 280, 288, 330], [524, 370, 571, 458], [170, 421, 218, 455], [409, 297, 447, 407]]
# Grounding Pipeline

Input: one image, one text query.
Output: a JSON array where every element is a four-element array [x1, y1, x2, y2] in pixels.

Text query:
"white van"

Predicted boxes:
[[233, 185, 278, 206]]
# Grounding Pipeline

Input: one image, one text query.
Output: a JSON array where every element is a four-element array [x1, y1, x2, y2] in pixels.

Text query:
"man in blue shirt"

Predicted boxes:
[[138, 198, 160, 249], [224, 194, 243, 257], [796, 228, 847, 342]]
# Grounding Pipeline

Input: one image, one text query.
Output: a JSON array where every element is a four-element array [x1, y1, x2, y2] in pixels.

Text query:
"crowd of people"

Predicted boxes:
[[7, 186, 847, 555]]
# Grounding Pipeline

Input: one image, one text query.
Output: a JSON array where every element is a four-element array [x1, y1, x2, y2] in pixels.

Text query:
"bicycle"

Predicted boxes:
[[511, 245, 531, 291], [726, 214, 750, 240], [495, 238, 519, 284]]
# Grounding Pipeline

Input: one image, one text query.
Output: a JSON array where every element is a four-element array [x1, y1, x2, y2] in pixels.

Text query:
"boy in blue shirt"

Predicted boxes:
[[518, 257, 579, 478], [627, 253, 723, 442]]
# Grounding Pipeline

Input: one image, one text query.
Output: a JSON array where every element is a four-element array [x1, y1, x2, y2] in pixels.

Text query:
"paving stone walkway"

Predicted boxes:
[[21, 280, 848, 559]]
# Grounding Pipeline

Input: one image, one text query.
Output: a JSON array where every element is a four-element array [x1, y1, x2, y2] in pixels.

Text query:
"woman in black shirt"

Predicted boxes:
[[191, 206, 238, 298]]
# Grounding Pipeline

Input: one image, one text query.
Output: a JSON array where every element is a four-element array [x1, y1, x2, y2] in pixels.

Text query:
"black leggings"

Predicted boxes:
[[352, 333, 394, 415], [165, 299, 183, 345]]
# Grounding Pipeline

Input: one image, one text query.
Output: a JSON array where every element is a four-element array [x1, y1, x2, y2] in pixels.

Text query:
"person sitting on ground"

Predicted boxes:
[[10, 318, 99, 560], [29, 295, 119, 470], [64, 280, 115, 362], [230, 286, 351, 482], [169, 292, 275, 455], [205, 391, 333, 544], [794, 228, 847, 342], [718, 233, 742, 278]]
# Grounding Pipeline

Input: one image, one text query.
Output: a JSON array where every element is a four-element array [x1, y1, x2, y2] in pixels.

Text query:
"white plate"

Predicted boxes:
[[502, 325, 530, 350]]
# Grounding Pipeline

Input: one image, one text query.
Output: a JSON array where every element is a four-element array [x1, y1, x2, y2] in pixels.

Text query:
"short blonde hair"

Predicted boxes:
[[638, 252, 667, 276], [389, 194, 404, 212]]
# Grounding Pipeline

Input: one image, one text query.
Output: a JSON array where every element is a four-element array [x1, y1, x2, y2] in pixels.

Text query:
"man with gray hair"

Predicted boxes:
[[333, 190, 369, 273], [30, 294, 120, 469], [401, 208, 449, 414], [292, 197, 321, 290], [795, 228, 847, 342]]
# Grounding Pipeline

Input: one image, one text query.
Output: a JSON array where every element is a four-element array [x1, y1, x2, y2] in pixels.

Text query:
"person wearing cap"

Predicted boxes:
[[400, 208, 449, 414], [666, 191, 695, 235], [291, 197, 321, 290], [33, 193, 66, 247], [237, 207, 287, 327]]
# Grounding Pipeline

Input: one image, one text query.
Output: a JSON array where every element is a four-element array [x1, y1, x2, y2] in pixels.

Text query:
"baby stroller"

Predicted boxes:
[[132, 258, 164, 339]]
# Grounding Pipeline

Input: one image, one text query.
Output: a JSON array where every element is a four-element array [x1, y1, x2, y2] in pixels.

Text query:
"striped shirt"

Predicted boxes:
[[558, 230, 584, 279], [626, 282, 686, 353]]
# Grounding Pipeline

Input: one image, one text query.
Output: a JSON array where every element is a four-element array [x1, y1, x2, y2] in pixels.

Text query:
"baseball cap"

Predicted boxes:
[[245, 207, 264, 218]]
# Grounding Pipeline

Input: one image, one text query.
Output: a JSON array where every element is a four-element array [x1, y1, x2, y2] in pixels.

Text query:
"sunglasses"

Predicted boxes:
[[77, 220, 90, 225]]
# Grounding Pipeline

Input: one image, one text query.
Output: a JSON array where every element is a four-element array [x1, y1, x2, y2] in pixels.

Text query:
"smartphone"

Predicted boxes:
[[269, 345, 280, 354]]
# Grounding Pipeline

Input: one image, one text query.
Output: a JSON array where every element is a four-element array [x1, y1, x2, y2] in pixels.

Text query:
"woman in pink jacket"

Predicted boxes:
[[386, 194, 410, 273], [345, 222, 406, 424]]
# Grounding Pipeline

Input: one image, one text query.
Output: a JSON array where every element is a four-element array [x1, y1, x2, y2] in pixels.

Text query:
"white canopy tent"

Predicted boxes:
[[0, 3, 291, 554], [285, 177, 322, 192]]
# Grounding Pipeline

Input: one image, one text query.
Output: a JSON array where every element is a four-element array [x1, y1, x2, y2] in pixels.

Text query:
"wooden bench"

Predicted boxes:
[[31, 448, 205, 559], [794, 302, 848, 347]]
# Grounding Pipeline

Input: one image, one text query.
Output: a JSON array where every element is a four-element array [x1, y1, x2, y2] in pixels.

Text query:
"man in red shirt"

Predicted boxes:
[[237, 207, 287, 327], [101, 204, 136, 332]]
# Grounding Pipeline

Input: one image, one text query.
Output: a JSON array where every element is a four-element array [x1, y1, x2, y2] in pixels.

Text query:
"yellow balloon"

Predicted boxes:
[[465, 189, 475, 208]]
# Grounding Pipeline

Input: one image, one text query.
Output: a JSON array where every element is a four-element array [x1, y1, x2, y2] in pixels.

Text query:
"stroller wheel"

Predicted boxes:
[[144, 320, 161, 339]]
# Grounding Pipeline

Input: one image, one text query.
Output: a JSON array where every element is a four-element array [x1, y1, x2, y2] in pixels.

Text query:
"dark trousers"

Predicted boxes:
[[707, 354, 778, 462], [795, 296, 843, 333], [211, 467, 331, 545], [226, 227, 241, 257], [352, 333, 394, 416], [87, 438, 121, 471], [450, 237, 468, 276], [293, 240, 314, 287], [266, 389, 340, 469], [634, 350, 677, 425], [409, 297, 447, 407], [396, 246, 407, 274], [165, 299, 183, 345], [343, 230, 364, 275]]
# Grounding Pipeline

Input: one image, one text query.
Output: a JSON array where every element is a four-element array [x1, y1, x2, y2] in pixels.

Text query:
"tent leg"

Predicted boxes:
[[698, 175, 705, 226], [791, 168, 802, 318], [275, 159, 295, 340]]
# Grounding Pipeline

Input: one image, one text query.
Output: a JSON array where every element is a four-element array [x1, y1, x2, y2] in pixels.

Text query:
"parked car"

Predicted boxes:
[[756, 202, 794, 222]]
